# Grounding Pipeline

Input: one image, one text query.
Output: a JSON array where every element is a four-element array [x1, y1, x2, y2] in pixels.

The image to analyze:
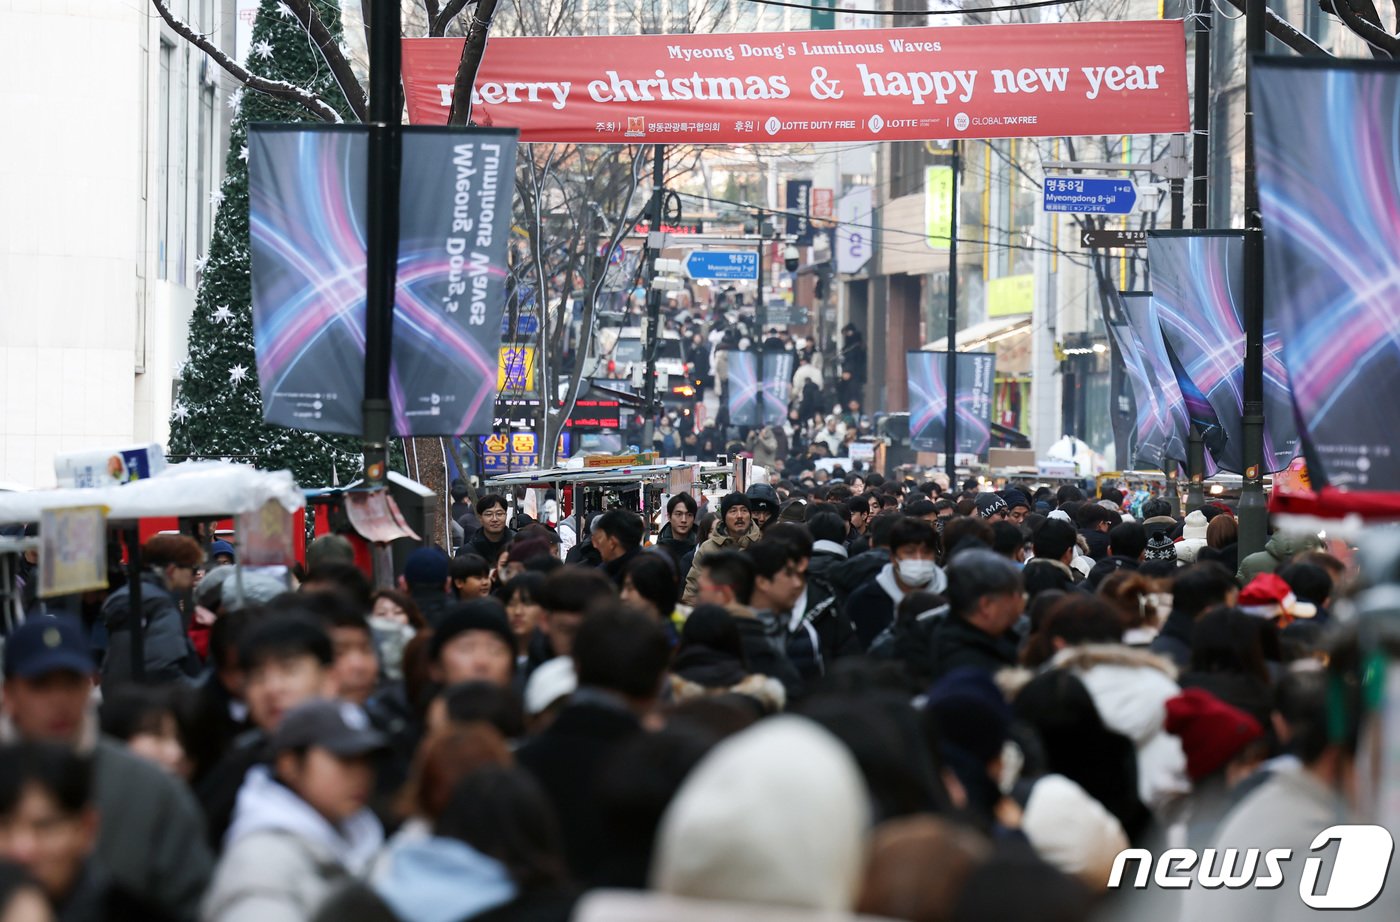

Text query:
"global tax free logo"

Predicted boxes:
[[1108, 825, 1394, 910]]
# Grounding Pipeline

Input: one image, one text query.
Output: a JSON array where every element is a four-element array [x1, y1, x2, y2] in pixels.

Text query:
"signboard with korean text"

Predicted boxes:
[[39, 506, 108, 598]]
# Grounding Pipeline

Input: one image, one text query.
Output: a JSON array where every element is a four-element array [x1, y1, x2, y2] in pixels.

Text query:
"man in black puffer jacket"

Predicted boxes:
[[99, 534, 203, 685]]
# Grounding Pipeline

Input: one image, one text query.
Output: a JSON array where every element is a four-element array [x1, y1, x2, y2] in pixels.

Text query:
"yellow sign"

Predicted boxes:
[[925, 165, 954, 248], [484, 433, 510, 454], [584, 452, 659, 469], [497, 347, 537, 393], [39, 506, 109, 598], [987, 274, 1034, 317], [511, 432, 537, 455]]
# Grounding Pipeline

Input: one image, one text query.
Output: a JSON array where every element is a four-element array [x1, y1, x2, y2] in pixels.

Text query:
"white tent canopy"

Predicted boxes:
[[0, 462, 304, 525]]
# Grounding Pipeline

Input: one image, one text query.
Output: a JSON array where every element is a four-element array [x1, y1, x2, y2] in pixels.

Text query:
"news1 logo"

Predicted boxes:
[[1108, 825, 1394, 910]]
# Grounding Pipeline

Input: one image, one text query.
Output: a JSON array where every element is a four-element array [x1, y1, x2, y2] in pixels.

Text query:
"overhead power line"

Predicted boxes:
[[743, 0, 1083, 17]]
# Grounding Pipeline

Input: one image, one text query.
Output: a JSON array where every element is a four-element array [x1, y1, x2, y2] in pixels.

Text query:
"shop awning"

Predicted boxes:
[[923, 316, 1031, 353]]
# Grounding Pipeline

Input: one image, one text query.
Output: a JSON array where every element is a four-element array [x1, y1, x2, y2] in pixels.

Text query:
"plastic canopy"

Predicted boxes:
[[0, 462, 304, 525]]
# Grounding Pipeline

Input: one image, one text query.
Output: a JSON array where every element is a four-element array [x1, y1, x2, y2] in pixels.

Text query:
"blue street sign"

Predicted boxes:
[[1042, 177, 1137, 215], [684, 250, 759, 280]]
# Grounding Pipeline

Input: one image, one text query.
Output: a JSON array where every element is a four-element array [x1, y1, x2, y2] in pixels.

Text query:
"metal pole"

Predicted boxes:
[[641, 145, 666, 451], [125, 527, 145, 684], [944, 141, 960, 485], [1237, 0, 1268, 557], [1185, 0, 1212, 513], [362, 0, 403, 486]]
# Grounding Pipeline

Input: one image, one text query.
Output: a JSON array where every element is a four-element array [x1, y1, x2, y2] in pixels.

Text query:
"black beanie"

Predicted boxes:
[[719, 492, 751, 519]]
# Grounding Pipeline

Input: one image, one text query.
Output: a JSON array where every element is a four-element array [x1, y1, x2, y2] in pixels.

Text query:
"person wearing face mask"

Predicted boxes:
[[682, 494, 762, 606], [843, 518, 946, 650]]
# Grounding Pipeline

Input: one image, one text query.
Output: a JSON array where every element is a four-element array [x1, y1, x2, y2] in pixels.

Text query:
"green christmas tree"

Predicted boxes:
[[169, 0, 367, 487]]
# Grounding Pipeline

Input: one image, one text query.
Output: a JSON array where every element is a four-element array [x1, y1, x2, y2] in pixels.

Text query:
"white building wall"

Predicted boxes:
[[0, 0, 226, 486]]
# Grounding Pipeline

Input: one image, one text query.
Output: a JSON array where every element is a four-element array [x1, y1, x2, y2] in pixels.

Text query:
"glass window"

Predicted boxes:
[[158, 40, 172, 280]]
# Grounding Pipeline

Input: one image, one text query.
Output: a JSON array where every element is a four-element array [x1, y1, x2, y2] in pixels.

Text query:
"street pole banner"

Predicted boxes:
[[1146, 232, 1299, 475], [401, 21, 1189, 142], [249, 125, 519, 437], [906, 352, 995, 457], [761, 351, 796, 426], [1118, 292, 1192, 472], [727, 350, 761, 428], [1110, 295, 1175, 470], [392, 128, 519, 435], [785, 180, 814, 245], [249, 126, 369, 436], [1256, 59, 1400, 490]]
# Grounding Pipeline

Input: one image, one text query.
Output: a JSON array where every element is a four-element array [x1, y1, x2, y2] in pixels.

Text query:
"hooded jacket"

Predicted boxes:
[[1236, 531, 1323, 585], [926, 615, 1019, 682], [202, 767, 384, 922], [99, 571, 201, 686], [844, 562, 948, 650], [372, 837, 516, 922], [681, 521, 763, 605], [1048, 644, 1190, 812], [649, 717, 870, 913]]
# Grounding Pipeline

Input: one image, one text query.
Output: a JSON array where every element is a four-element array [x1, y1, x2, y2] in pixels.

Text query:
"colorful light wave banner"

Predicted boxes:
[[726, 351, 793, 428], [1145, 231, 1299, 475], [727, 350, 761, 428], [1255, 58, 1400, 490], [248, 125, 519, 437], [248, 127, 367, 436], [907, 351, 995, 457], [1111, 292, 1184, 470], [1120, 292, 1187, 472]]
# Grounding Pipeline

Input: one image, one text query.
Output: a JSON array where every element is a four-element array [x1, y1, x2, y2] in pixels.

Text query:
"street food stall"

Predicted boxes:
[[0, 461, 306, 678]]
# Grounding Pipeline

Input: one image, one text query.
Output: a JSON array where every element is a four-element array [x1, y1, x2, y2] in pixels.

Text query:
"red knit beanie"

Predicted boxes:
[[1164, 688, 1263, 782]]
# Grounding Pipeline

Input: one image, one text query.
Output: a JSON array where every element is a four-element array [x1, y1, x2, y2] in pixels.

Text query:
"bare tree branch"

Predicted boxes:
[[424, 0, 442, 30], [431, 0, 473, 37], [1320, 0, 1400, 56], [284, 0, 369, 121], [447, 0, 499, 125], [150, 0, 343, 122]]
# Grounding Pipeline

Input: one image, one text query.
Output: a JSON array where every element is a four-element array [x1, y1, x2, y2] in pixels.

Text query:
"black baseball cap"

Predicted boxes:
[[270, 699, 388, 757], [3, 618, 95, 680]]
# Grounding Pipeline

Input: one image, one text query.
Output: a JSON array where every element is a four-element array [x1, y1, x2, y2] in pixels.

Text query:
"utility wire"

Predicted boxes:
[[743, 0, 1083, 16]]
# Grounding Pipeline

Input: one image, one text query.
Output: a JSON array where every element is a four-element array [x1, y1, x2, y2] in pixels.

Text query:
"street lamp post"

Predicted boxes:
[[944, 141, 961, 486]]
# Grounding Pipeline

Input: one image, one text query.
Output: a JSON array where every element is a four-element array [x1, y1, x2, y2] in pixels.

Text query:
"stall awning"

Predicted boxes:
[[0, 462, 304, 525], [923, 316, 1032, 353]]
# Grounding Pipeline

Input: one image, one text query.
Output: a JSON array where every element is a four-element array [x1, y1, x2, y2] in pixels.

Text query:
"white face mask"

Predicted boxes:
[[896, 558, 937, 588]]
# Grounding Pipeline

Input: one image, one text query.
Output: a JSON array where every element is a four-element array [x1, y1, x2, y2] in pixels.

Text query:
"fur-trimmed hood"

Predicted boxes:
[[669, 673, 786, 714], [1048, 643, 1179, 681], [1049, 643, 1188, 811]]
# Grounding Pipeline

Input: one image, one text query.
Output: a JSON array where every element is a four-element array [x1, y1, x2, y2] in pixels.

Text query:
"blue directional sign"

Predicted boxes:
[[684, 250, 759, 280], [501, 314, 540, 337], [1042, 177, 1137, 215]]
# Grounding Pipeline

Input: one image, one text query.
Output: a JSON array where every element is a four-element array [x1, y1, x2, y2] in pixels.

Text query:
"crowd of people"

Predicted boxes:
[[0, 471, 1390, 922]]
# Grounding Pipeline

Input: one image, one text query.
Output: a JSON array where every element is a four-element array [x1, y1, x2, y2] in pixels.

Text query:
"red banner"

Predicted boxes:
[[402, 21, 1188, 143]]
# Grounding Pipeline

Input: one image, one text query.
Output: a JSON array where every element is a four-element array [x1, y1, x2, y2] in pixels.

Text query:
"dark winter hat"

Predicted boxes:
[[923, 667, 1012, 764], [271, 698, 388, 757], [1144, 532, 1178, 562], [430, 599, 516, 664], [210, 540, 236, 561], [719, 492, 751, 519], [403, 547, 450, 587], [1164, 688, 1262, 782], [3, 617, 94, 680], [745, 482, 781, 515], [1001, 489, 1031, 512], [975, 493, 1010, 520]]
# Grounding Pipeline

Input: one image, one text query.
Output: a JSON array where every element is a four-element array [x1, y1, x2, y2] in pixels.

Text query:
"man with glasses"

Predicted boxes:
[[464, 494, 515, 565], [98, 534, 204, 686]]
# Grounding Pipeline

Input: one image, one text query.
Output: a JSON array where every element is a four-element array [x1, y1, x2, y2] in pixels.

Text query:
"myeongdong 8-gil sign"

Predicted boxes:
[[401, 21, 1189, 143]]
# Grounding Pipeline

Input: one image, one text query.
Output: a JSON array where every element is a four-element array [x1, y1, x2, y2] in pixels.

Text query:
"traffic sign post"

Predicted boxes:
[[1080, 229, 1147, 249], [1042, 178, 1137, 214], [684, 250, 760, 280]]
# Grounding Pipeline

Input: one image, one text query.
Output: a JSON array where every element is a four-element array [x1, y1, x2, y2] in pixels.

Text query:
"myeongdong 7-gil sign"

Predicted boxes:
[[401, 21, 1189, 143]]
